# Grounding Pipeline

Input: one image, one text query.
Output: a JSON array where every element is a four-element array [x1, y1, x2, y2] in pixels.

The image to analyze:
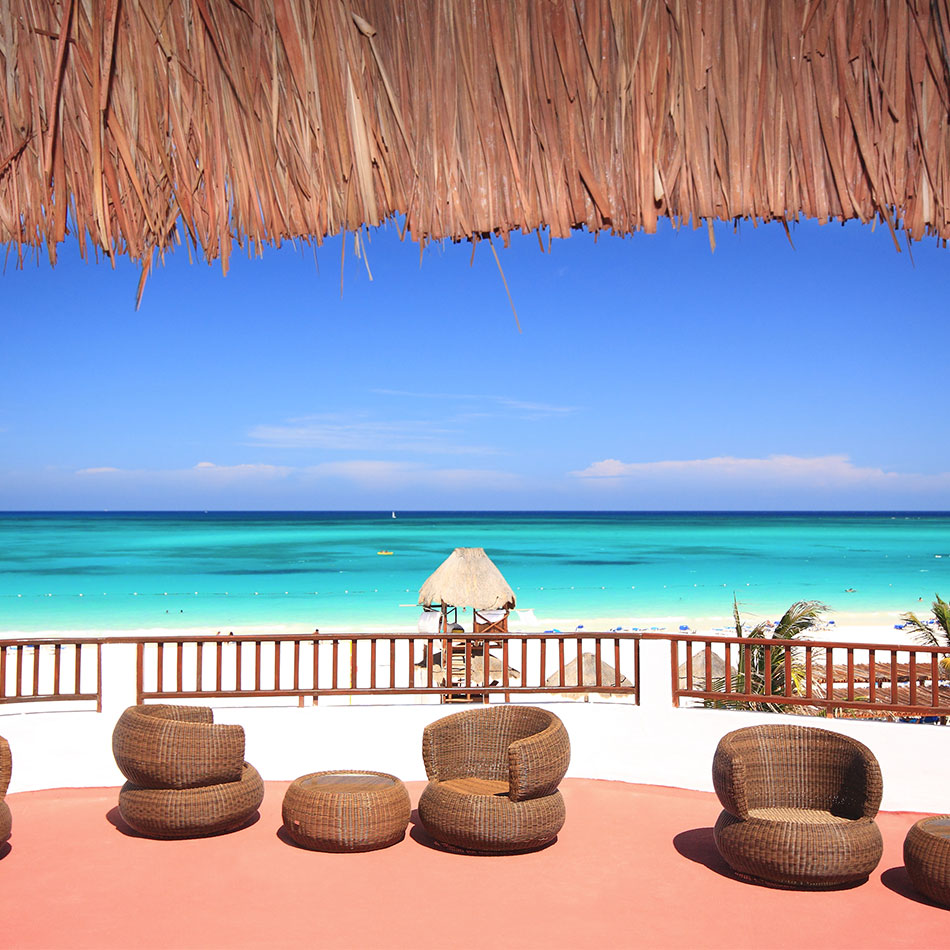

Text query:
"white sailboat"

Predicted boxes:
[[392, 511, 396, 519]]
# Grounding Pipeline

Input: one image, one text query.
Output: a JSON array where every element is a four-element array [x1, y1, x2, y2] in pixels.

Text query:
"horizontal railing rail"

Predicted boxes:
[[660, 633, 950, 719], [131, 632, 641, 705], [1, 631, 945, 721], [0, 638, 101, 710]]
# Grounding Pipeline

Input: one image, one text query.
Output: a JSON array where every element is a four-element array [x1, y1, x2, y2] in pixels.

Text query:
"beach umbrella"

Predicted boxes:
[[546, 653, 631, 691], [677, 652, 729, 690], [418, 548, 515, 612]]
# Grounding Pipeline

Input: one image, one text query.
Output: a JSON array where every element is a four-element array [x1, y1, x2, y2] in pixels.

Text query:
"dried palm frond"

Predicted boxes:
[[2, 0, 950, 296], [418, 547, 515, 611]]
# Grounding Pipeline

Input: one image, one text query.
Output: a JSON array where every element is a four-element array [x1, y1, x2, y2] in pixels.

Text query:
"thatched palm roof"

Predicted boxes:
[[418, 547, 515, 611], [546, 654, 632, 690], [678, 652, 729, 690], [3, 0, 950, 290]]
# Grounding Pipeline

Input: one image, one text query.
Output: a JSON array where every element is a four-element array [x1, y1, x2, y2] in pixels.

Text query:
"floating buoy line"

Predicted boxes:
[[1, 580, 773, 601]]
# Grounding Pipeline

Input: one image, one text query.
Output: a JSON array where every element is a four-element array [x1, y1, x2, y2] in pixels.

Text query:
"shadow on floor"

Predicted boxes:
[[105, 806, 144, 838], [673, 827, 871, 891], [276, 824, 309, 849], [0, 842, 10, 860], [275, 823, 412, 852], [407, 815, 443, 852], [408, 807, 557, 855], [672, 827, 735, 879], [880, 866, 942, 908], [105, 806, 260, 839]]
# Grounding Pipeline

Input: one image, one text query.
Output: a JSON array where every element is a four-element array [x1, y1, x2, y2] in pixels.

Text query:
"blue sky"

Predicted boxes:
[[1, 217, 949, 510]]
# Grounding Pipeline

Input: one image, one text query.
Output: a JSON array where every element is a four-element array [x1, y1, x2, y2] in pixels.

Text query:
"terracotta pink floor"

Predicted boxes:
[[1, 779, 945, 950]]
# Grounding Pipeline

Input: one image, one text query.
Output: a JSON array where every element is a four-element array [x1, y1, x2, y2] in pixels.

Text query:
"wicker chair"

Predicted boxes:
[[0, 736, 11, 846], [418, 705, 570, 853], [712, 724, 883, 888], [112, 705, 263, 839]]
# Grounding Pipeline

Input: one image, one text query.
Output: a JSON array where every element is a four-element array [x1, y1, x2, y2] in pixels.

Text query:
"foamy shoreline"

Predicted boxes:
[[0, 608, 931, 647]]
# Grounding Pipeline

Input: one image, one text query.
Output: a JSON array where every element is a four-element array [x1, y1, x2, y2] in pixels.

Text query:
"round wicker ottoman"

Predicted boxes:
[[904, 816, 950, 907], [282, 771, 410, 852]]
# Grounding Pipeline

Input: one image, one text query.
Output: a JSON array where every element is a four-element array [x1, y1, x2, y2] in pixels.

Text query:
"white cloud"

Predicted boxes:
[[307, 460, 520, 490], [308, 460, 416, 479], [189, 462, 290, 477], [496, 398, 574, 414], [75, 462, 291, 480], [246, 413, 495, 455], [71, 459, 518, 492], [570, 454, 950, 495], [370, 389, 575, 416]]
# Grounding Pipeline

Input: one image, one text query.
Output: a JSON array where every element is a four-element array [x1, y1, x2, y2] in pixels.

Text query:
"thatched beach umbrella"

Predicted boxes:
[[678, 653, 729, 691], [418, 548, 515, 614], [546, 654, 631, 694], [4, 0, 950, 297]]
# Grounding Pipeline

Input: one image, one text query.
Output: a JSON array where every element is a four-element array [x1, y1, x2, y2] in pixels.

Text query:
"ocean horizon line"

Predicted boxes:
[[4, 509, 950, 516]]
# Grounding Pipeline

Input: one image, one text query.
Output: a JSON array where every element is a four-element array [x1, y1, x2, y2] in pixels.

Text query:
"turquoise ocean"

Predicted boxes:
[[1, 512, 949, 632]]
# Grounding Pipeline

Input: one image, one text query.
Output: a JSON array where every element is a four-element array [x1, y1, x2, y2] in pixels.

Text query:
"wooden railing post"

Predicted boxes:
[[135, 641, 144, 705], [669, 639, 680, 707]]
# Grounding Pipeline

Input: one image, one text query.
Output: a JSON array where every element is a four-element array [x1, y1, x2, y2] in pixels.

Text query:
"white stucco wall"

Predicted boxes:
[[0, 638, 945, 812]]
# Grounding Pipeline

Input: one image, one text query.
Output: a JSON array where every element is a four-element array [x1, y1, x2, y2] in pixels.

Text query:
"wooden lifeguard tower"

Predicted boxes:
[[417, 547, 516, 702]]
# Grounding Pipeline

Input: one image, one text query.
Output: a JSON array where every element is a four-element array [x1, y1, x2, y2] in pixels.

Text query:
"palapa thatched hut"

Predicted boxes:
[[418, 547, 516, 632], [3, 0, 950, 301], [545, 653, 632, 698], [678, 652, 730, 691]]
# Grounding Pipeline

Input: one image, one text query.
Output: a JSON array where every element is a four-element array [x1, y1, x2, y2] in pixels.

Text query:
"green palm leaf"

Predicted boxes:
[[901, 594, 950, 677], [901, 593, 950, 649], [705, 597, 828, 713]]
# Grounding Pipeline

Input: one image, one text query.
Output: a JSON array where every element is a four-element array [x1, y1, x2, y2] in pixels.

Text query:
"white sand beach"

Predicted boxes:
[[0, 609, 935, 648]]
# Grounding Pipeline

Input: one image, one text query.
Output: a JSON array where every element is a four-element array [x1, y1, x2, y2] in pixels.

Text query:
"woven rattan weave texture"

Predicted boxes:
[[119, 763, 264, 839], [418, 705, 570, 854], [282, 770, 410, 852], [112, 704, 245, 789], [0, 736, 11, 844], [712, 724, 884, 888], [112, 704, 263, 839], [904, 816, 950, 907]]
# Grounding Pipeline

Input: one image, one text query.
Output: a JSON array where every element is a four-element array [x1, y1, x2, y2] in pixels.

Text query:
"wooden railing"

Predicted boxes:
[[0, 639, 101, 710], [666, 633, 950, 719], [132, 631, 641, 705], [1, 631, 946, 721]]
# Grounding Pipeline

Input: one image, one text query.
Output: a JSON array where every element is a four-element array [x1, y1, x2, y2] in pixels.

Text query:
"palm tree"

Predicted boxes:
[[705, 597, 829, 713], [900, 594, 950, 675]]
